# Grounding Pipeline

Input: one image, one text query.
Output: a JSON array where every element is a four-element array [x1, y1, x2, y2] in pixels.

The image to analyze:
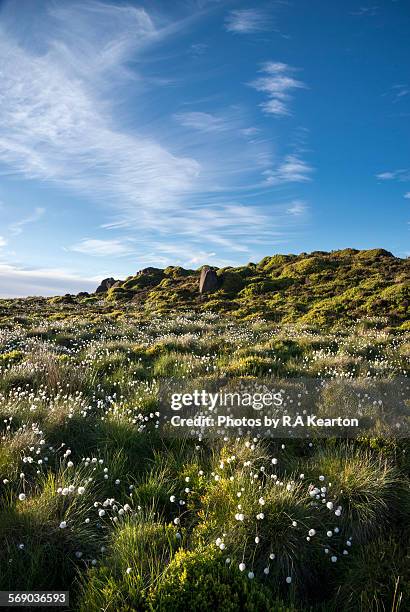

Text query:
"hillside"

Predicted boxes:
[[94, 248, 409, 326], [0, 248, 409, 328], [0, 252, 409, 610]]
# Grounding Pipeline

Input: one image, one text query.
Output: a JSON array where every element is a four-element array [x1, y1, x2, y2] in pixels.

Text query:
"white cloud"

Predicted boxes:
[[404, 192, 410, 199], [264, 155, 313, 184], [225, 9, 270, 34], [69, 239, 134, 257], [249, 62, 306, 117], [241, 127, 260, 137], [287, 200, 307, 216], [0, 237, 7, 248], [260, 99, 289, 116], [174, 111, 232, 133], [376, 169, 410, 181], [0, 2, 200, 221], [0, 262, 99, 297], [376, 171, 397, 180], [0, 2, 288, 248], [9, 207, 45, 236]]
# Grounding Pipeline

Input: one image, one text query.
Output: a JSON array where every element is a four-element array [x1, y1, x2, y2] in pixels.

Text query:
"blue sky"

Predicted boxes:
[[0, 0, 409, 296]]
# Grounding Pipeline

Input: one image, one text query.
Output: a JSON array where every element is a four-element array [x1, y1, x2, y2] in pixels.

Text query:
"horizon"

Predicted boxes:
[[0, 0, 409, 297]]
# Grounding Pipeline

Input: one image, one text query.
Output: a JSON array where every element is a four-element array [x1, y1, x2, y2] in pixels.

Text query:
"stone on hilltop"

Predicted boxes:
[[199, 267, 219, 294], [136, 267, 163, 276], [96, 278, 120, 293]]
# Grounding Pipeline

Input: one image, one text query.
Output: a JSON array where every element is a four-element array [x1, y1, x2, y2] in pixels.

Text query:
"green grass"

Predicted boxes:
[[0, 300, 408, 610]]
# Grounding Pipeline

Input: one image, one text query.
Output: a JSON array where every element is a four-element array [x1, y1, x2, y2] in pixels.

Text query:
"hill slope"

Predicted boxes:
[[0, 248, 408, 328], [99, 248, 409, 326]]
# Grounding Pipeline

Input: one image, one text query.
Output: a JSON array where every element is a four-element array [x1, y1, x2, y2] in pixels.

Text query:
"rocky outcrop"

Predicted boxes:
[[84, 249, 408, 326], [199, 267, 219, 294], [136, 267, 163, 276], [96, 278, 120, 293], [124, 267, 164, 290]]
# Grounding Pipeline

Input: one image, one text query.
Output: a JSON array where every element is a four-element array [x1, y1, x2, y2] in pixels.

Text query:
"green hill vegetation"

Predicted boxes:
[[2, 248, 408, 329]]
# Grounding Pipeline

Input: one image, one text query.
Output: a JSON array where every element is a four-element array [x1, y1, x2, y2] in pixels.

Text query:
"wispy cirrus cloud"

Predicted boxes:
[[287, 200, 308, 216], [225, 9, 270, 34], [174, 111, 233, 133], [9, 207, 45, 236], [376, 168, 410, 200], [69, 239, 135, 257], [263, 155, 313, 185], [249, 62, 306, 117], [0, 2, 200, 220], [376, 169, 410, 181], [105, 203, 276, 252]]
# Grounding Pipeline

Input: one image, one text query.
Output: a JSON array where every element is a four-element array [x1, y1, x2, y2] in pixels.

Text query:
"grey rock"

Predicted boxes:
[[199, 267, 219, 294], [95, 277, 120, 293], [136, 267, 163, 276]]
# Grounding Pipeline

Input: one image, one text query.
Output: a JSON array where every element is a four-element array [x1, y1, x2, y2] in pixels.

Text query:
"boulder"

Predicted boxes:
[[199, 267, 219, 294], [96, 278, 120, 293], [136, 267, 163, 276]]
